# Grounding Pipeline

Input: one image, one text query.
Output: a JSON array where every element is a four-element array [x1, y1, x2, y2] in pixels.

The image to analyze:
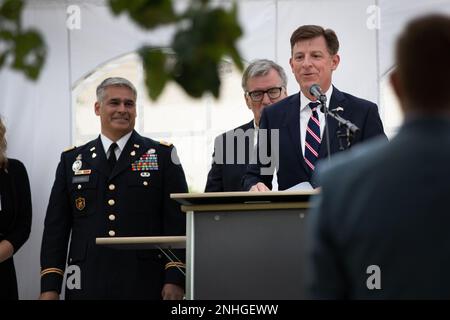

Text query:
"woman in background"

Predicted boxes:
[[0, 117, 32, 300]]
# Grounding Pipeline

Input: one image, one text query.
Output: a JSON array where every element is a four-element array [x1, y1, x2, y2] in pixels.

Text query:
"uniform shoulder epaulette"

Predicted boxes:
[[63, 146, 76, 152], [159, 140, 173, 147]]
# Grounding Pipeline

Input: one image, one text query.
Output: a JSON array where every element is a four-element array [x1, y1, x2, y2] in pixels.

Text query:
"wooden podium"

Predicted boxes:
[[171, 191, 315, 300]]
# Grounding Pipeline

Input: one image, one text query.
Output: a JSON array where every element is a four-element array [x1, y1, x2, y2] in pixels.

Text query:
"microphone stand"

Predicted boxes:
[[318, 94, 360, 159], [331, 110, 360, 151], [318, 94, 332, 161]]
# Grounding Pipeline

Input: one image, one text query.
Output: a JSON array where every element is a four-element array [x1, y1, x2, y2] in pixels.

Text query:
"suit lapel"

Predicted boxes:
[[318, 86, 347, 158], [283, 93, 310, 173], [82, 137, 110, 178], [244, 120, 255, 159], [242, 120, 254, 131]]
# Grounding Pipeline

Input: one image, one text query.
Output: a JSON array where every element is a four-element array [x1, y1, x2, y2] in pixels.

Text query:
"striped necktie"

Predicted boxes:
[[304, 102, 321, 172]]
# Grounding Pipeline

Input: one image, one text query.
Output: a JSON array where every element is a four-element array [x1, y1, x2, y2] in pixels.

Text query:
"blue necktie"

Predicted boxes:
[[304, 102, 321, 172]]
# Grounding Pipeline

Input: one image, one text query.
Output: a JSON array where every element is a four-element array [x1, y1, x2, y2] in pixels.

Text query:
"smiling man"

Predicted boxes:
[[243, 25, 387, 191], [39, 77, 188, 300]]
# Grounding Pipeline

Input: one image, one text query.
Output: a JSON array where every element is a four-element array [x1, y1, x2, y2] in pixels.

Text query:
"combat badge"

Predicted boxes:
[[75, 197, 85, 211], [72, 154, 82, 172]]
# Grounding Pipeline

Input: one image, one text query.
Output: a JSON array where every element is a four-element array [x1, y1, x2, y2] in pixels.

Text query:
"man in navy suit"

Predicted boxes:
[[243, 25, 386, 191], [306, 14, 450, 299], [205, 59, 288, 192]]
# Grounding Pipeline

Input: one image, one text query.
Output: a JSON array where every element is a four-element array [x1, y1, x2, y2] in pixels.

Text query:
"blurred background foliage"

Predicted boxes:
[[0, 0, 46, 80], [0, 0, 243, 100]]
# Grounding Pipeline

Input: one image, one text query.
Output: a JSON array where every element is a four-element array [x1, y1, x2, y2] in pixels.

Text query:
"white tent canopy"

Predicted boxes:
[[0, 0, 448, 299]]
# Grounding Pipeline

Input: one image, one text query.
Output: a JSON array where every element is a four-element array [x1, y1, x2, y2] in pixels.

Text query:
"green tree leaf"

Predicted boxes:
[[12, 30, 46, 80], [169, 2, 243, 98], [139, 47, 170, 100], [0, 0, 23, 22], [109, 0, 178, 29], [0, 51, 8, 68], [0, 0, 244, 100]]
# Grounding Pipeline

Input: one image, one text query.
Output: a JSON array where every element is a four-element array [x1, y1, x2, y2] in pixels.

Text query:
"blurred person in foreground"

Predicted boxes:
[[306, 14, 450, 299]]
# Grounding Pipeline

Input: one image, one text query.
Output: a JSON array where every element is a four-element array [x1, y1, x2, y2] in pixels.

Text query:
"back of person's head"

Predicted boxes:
[[394, 14, 450, 112], [0, 117, 7, 169], [290, 25, 339, 55], [96, 77, 137, 102], [241, 59, 287, 91]]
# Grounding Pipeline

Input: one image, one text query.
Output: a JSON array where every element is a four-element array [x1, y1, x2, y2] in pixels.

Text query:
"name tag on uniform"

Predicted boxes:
[[72, 176, 90, 183], [74, 169, 91, 175]]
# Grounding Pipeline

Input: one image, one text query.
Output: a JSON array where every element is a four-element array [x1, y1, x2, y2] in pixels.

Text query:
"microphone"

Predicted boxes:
[[309, 84, 327, 112], [309, 84, 324, 100]]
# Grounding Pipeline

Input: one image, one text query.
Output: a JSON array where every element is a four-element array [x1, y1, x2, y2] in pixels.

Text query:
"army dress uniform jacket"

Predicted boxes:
[[40, 130, 188, 299]]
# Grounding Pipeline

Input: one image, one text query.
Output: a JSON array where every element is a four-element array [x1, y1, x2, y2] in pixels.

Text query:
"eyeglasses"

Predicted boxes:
[[246, 87, 284, 102]]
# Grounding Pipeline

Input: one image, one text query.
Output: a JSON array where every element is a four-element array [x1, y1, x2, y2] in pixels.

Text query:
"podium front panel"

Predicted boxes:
[[188, 208, 308, 299]]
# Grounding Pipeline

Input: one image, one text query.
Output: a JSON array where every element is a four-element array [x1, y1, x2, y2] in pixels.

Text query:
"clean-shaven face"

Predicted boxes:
[[95, 86, 137, 140], [289, 36, 340, 98]]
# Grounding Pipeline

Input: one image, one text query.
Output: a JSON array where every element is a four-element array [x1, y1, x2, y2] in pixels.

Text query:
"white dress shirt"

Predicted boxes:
[[299, 86, 333, 156], [100, 131, 133, 160]]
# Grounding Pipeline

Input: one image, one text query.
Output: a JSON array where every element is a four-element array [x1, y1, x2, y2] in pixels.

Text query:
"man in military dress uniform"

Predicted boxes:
[[39, 77, 188, 300]]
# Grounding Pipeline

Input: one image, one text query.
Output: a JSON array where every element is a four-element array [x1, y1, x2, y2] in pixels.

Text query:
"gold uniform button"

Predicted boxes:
[[143, 181, 148, 186], [109, 184, 115, 191], [108, 214, 116, 221], [108, 230, 116, 237], [108, 199, 115, 206]]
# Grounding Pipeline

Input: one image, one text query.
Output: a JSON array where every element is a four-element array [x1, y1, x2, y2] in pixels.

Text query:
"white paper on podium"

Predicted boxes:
[[286, 181, 314, 191]]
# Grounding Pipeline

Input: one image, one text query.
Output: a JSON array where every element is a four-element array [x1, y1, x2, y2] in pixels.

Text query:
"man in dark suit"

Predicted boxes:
[[243, 25, 386, 191], [40, 77, 188, 300], [307, 14, 450, 299], [205, 59, 288, 192]]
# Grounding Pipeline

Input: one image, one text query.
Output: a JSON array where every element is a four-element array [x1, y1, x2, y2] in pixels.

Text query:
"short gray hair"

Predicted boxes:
[[241, 59, 287, 91], [96, 77, 137, 102]]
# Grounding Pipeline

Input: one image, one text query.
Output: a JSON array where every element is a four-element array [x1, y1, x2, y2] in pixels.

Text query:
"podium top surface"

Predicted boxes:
[[171, 190, 317, 206]]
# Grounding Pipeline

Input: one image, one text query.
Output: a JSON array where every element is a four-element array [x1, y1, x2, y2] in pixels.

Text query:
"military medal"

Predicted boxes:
[[132, 151, 159, 171], [72, 154, 82, 172]]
